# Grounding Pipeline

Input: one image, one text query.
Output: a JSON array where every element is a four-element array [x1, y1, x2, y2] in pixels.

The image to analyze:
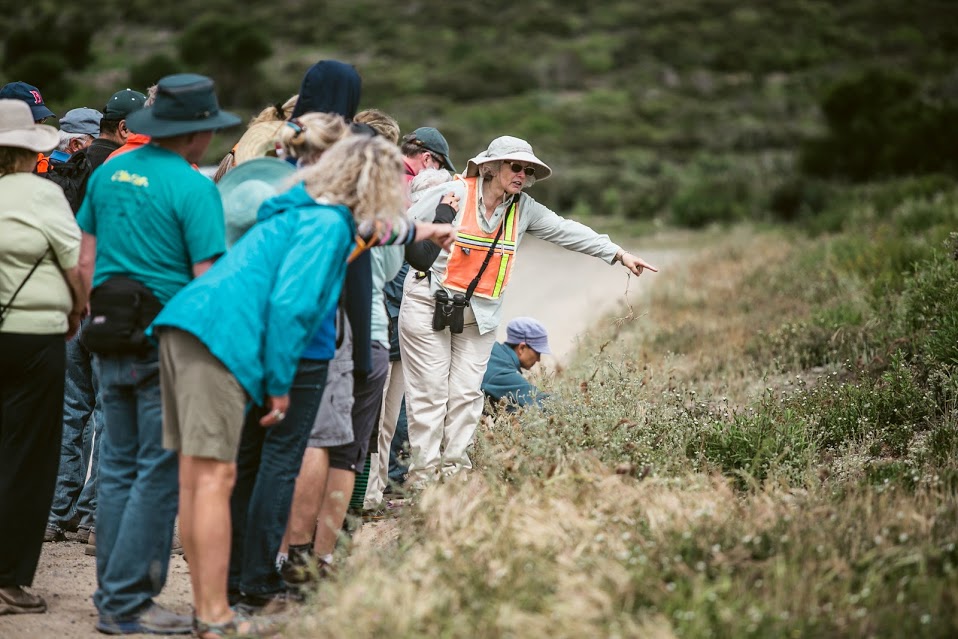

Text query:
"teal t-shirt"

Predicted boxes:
[[77, 145, 225, 304]]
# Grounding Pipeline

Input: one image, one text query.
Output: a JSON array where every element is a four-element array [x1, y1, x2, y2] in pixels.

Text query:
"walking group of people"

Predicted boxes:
[[0, 58, 656, 637]]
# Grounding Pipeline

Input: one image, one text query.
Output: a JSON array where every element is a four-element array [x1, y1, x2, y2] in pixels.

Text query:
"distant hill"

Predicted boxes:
[[4, 0, 956, 221]]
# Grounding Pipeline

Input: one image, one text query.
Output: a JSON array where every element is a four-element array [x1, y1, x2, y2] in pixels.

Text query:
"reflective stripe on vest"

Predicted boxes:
[[441, 176, 519, 300]]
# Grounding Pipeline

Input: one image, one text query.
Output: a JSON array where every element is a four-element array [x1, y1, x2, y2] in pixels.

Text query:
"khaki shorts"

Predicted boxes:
[[158, 328, 247, 462]]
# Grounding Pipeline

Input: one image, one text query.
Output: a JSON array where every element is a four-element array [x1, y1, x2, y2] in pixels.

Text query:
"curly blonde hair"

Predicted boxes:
[[353, 108, 400, 144], [277, 112, 350, 164], [297, 135, 405, 225]]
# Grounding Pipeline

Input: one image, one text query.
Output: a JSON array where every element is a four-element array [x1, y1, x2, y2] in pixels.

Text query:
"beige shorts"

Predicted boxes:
[[158, 328, 247, 462]]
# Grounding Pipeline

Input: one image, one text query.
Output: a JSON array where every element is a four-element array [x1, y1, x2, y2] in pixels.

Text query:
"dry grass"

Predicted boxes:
[[286, 224, 957, 638]]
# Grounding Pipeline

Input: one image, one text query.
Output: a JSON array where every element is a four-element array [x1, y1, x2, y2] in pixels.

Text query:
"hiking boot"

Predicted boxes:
[[76, 526, 93, 544], [0, 586, 47, 615], [96, 602, 192, 635], [84, 531, 97, 556], [43, 524, 65, 543]]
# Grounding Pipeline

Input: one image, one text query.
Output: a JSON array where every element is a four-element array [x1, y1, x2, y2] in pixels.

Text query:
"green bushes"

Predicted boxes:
[[800, 68, 958, 181]]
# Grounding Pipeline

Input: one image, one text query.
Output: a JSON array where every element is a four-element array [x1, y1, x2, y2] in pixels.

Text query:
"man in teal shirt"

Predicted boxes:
[[482, 317, 551, 411], [76, 73, 238, 635]]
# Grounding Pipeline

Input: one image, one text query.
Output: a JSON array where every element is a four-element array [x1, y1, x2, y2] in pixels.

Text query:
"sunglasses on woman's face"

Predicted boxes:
[[505, 162, 535, 177]]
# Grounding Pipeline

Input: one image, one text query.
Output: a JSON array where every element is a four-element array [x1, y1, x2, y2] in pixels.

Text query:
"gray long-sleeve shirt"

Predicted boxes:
[[407, 176, 621, 334]]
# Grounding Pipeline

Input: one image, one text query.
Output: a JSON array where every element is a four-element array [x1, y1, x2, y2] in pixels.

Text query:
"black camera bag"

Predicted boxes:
[[81, 276, 163, 355]]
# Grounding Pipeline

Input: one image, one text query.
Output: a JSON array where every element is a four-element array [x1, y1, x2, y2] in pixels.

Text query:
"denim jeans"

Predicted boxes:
[[48, 321, 103, 532], [93, 350, 179, 620], [388, 399, 408, 484], [228, 358, 328, 597]]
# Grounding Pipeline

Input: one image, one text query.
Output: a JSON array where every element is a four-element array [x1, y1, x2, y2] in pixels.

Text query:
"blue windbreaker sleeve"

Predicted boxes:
[[263, 213, 351, 397]]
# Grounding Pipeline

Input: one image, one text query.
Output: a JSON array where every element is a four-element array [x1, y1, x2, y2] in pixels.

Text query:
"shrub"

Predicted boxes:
[[670, 174, 752, 228], [129, 53, 180, 91]]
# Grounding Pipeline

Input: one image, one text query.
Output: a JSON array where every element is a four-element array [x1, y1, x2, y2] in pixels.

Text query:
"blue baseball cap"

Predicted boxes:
[[0, 81, 55, 121], [506, 317, 552, 355], [60, 108, 102, 137]]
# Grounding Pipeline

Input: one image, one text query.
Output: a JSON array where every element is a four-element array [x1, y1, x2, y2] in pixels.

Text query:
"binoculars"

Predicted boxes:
[[432, 289, 467, 333]]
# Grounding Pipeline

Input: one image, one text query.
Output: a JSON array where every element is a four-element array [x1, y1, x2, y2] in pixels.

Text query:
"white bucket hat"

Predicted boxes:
[[0, 99, 59, 152], [464, 135, 552, 182]]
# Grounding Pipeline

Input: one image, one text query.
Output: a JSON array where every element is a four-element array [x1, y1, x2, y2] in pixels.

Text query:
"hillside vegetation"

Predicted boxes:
[[3, 4, 957, 636], [4, 0, 958, 223]]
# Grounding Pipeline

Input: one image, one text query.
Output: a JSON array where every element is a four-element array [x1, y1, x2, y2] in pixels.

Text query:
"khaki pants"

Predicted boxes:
[[398, 274, 496, 484], [363, 359, 405, 508]]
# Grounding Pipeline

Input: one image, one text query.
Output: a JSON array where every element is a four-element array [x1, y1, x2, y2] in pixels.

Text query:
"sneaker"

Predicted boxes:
[[0, 586, 47, 615], [96, 602, 192, 635], [84, 531, 97, 556], [43, 524, 65, 543]]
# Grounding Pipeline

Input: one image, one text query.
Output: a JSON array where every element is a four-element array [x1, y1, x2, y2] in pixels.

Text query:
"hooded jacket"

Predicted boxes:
[[151, 184, 355, 403], [290, 60, 362, 120]]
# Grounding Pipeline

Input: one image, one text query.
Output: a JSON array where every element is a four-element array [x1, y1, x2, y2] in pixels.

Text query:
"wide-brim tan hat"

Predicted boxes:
[[0, 99, 59, 152], [233, 121, 284, 165], [464, 135, 552, 182]]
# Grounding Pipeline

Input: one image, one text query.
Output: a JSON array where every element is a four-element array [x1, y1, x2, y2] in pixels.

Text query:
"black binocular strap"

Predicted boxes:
[[0, 250, 49, 327], [463, 194, 519, 302]]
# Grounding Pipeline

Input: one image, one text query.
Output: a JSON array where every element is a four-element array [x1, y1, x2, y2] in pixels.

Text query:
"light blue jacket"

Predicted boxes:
[[150, 184, 355, 404]]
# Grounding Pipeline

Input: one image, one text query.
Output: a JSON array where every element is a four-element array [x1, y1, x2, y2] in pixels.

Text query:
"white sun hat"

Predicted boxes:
[[0, 99, 59, 152], [464, 135, 552, 182]]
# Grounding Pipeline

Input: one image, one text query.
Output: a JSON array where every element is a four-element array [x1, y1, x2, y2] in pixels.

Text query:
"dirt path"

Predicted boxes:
[[0, 236, 681, 639], [499, 236, 680, 361]]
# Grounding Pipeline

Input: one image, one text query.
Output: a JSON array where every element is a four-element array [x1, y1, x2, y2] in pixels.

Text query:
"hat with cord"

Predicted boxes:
[[464, 135, 551, 182], [126, 73, 240, 138], [505, 317, 552, 355]]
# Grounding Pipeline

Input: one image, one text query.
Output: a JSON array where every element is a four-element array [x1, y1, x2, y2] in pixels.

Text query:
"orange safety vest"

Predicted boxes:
[[441, 176, 519, 300]]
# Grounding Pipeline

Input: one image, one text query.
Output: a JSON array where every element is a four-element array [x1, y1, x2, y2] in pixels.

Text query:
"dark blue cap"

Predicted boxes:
[[0, 81, 56, 121]]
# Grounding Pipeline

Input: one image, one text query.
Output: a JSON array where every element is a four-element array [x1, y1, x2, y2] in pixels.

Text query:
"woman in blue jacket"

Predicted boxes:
[[150, 134, 406, 638]]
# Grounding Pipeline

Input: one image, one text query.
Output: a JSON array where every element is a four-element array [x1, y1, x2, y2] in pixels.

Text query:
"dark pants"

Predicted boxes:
[[228, 359, 328, 597], [0, 333, 65, 587], [388, 399, 409, 484], [49, 320, 103, 533], [329, 342, 389, 473]]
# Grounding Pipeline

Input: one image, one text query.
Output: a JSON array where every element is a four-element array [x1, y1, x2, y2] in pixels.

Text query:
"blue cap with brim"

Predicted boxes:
[[217, 157, 296, 248], [126, 73, 240, 138], [0, 81, 55, 121], [506, 317, 552, 355]]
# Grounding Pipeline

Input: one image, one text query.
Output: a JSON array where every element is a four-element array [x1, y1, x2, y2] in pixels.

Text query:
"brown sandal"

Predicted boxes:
[[193, 611, 281, 638]]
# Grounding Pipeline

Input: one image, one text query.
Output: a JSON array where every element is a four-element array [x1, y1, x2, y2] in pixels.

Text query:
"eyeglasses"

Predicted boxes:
[[505, 162, 535, 177]]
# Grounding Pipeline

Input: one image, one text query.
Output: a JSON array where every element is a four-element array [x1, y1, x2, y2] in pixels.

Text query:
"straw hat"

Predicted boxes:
[[233, 121, 284, 165], [217, 157, 295, 248], [464, 135, 552, 182], [0, 99, 59, 152]]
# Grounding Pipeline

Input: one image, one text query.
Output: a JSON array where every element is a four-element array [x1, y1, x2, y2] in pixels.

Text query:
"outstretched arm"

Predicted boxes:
[[613, 249, 659, 276]]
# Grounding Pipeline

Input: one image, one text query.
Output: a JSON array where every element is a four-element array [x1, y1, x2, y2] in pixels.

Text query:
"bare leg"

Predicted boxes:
[[179, 455, 236, 625], [284, 447, 329, 547], [313, 468, 354, 557]]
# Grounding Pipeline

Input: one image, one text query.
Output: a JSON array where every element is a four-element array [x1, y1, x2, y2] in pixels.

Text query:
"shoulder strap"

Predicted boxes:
[[0, 250, 51, 327], [463, 194, 519, 302]]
